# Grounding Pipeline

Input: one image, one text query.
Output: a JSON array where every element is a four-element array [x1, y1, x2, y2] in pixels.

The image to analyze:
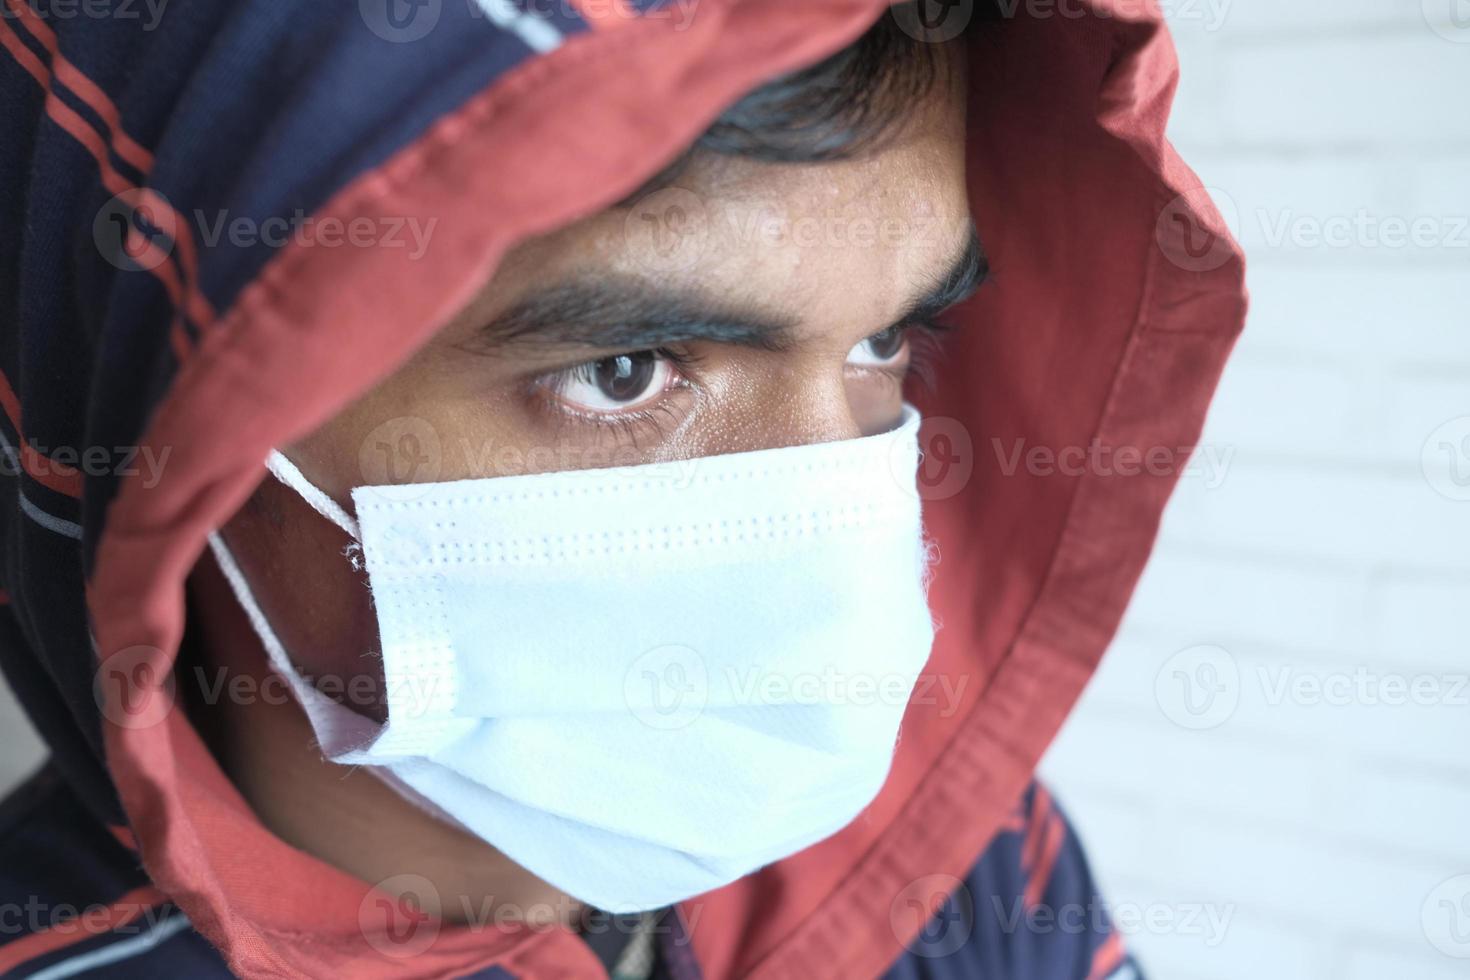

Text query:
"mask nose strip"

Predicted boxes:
[[265, 450, 362, 542]]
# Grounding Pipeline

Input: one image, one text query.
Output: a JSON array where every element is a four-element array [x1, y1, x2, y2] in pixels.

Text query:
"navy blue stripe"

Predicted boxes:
[[140, 1, 584, 319]]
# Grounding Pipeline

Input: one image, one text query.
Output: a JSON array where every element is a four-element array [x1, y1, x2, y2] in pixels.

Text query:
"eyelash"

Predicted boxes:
[[902, 317, 954, 395], [557, 399, 689, 447]]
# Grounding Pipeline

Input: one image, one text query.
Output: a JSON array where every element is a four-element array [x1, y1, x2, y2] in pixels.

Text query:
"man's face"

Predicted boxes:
[[219, 51, 976, 715]]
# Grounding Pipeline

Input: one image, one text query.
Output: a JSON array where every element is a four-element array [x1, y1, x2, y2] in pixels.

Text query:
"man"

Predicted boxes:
[[0, 1, 1244, 977]]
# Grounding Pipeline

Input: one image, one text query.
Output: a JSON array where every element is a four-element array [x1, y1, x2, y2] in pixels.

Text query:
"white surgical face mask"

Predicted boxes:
[[208, 405, 936, 913]]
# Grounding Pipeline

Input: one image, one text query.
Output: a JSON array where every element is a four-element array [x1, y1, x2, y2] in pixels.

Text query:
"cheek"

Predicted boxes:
[[221, 481, 388, 721], [844, 369, 908, 437], [665, 348, 905, 456], [306, 366, 546, 484], [692, 350, 862, 452]]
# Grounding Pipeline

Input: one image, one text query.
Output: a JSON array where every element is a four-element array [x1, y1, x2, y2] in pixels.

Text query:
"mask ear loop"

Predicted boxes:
[[203, 452, 384, 757], [265, 450, 361, 541], [265, 451, 366, 570]]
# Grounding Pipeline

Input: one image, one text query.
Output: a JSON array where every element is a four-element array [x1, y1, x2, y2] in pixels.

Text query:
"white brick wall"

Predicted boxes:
[[0, 677, 43, 793], [1041, 4, 1470, 978]]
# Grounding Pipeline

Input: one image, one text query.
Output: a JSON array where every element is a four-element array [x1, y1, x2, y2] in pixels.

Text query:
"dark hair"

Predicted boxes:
[[631, 12, 947, 196]]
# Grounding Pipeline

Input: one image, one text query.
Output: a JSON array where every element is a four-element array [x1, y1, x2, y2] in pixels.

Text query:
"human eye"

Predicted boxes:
[[533, 348, 697, 429], [846, 325, 911, 370]]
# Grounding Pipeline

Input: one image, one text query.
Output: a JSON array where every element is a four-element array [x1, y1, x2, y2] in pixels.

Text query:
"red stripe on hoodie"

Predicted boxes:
[[2, 0, 156, 175], [0, 369, 84, 500]]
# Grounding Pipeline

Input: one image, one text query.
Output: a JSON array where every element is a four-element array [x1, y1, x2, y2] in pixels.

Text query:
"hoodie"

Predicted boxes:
[[0, 0, 1245, 976]]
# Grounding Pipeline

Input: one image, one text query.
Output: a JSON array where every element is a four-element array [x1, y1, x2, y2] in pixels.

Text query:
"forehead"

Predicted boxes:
[[443, 58, 971, 346]]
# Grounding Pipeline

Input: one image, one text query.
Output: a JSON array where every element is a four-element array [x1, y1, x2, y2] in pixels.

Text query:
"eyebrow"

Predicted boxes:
[[466, 224, 987, 355]]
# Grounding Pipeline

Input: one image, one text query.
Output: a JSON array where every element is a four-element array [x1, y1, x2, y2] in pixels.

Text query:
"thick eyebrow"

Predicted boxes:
[[465, 224, 986, 355], [898, 224, 987, 326]]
